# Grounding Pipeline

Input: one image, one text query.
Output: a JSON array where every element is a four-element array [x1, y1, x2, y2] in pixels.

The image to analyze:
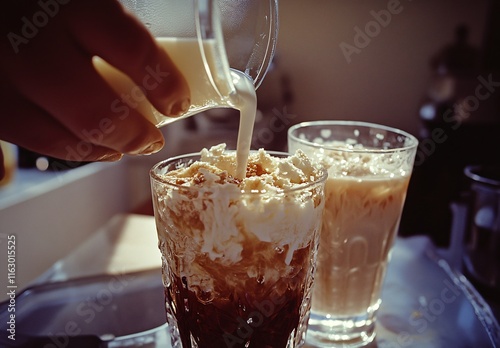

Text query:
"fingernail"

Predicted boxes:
[[100, 153, 123, 162], [139, 141, 163, 155], [168, 98, 190, 116]]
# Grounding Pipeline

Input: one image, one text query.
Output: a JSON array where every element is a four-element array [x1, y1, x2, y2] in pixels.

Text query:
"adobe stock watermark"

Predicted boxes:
[[42, 272, 136, 348], [340, 0, 412, 64], [7, 0, 71, 54], [5, 234, 17, 343], [414, 73, 500, 166], [378, 278, 461, 348], [223, 293, 286, 347], [252, 106, 297, 148]]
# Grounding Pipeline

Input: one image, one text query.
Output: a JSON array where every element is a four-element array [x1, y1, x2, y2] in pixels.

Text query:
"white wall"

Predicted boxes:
[[257, 0, 489, 136], [0, 161, 138, 300]]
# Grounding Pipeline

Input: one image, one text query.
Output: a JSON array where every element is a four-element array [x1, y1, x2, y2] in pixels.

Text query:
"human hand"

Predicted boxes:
[[0, 0, 190, 178]]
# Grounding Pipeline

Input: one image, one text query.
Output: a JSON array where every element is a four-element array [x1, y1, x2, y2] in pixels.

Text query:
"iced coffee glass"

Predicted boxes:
[[150, 146, 327, 347], [288, 121, 418, 347]]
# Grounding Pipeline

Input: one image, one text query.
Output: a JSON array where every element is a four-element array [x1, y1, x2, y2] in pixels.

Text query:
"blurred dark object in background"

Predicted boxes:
[[17, 146, 89, 172], [400, 1, 500, 248], [252, 56, 294, 151], [461, 165, 500, 296]]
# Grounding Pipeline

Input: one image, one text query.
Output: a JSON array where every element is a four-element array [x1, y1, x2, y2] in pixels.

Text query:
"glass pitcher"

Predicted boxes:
[[93, 0, 278, 127]]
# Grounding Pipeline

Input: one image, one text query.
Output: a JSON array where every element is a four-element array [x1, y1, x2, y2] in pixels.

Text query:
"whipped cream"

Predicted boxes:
[[156, 143, 325, 268]]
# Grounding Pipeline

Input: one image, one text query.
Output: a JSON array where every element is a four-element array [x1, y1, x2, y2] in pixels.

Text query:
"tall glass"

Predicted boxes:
[[288, 121, 418, 347], [150, 152, 326, 347], [94, 0, 278, 127]]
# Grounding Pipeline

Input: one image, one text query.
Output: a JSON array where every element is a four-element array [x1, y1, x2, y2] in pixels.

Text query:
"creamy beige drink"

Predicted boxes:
[[287, 121, 418, 347], [308, 145, 412, 316], [150, 144, 326, 347], [314, 173, 410, 316]]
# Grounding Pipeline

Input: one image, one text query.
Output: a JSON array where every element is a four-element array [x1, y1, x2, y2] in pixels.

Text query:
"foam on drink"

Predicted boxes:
[[152, 144, 325, 347]]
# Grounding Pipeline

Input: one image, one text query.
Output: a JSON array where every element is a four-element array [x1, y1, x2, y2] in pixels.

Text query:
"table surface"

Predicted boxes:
[[5, 214, 500, 348]]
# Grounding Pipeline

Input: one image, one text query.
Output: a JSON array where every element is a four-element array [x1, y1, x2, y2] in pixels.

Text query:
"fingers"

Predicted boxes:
[[0, 0, 184, 161], [0, 90, 123, 164], [66, 0, 190, 116], [2, 24, 166, 156], [31, 62, 166, 156]]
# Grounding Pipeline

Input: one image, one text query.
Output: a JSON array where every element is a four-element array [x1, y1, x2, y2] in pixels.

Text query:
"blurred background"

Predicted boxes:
[[241, 0, 498, 249], [257, 0, 499, 249], [1, 0, 499, 302]]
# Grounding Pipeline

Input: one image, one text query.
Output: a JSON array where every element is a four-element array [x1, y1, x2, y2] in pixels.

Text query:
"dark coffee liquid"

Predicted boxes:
[[164, 245, 312, 348]]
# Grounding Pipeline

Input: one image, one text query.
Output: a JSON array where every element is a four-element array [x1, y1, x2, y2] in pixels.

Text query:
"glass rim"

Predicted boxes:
[[287, 120, 419, 154], [464, 165, 500, 188], [150, 150, 327, 194]]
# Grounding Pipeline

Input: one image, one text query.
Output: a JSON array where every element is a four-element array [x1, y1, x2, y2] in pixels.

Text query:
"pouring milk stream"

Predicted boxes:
[[93, 0, 277, 178]]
